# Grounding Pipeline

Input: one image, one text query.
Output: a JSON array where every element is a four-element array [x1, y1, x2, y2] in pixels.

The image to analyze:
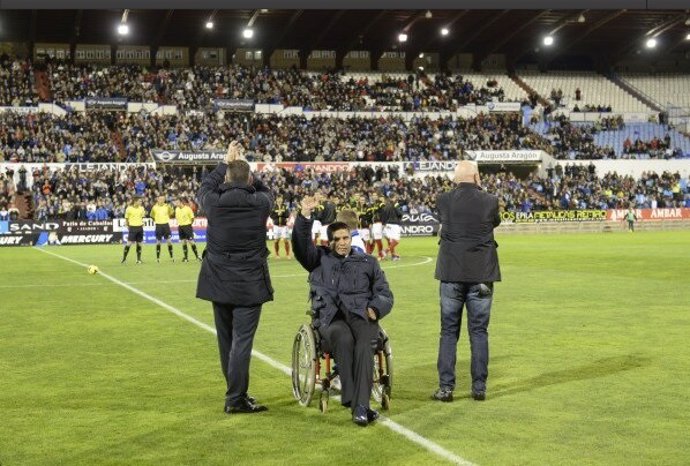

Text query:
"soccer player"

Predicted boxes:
[[380, 193, 404, 261], [175, 197, 201, 262], [370, 194, 387, 260], [121, 196, 145, 264], [270, 195, 292, 259], [151, 195, 175, 263], [352, 194, 373, 254]]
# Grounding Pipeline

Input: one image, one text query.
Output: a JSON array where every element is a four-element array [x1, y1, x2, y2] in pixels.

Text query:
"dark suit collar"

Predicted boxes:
[[220, 182, 256, 193], [457, 182, 480, 190]]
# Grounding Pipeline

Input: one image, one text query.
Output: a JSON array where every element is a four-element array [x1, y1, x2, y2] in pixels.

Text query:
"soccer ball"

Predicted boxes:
[[87, 265, 99, 275]]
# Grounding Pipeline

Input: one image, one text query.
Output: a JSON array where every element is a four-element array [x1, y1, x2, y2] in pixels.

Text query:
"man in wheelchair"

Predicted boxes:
[[292, 195, 394, 426]]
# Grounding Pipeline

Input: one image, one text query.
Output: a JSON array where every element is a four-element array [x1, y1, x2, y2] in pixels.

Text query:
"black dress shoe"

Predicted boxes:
[[352, 405, 369, 426], [366, 408, 379, 423], [471, 390, 486, 401], [225, 397, 268, 414]]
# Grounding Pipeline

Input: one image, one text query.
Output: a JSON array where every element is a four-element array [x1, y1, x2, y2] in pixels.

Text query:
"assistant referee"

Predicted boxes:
[[175, 197, 201, 262], [121, 197, 145, 264], [151, 195, 175, 263]]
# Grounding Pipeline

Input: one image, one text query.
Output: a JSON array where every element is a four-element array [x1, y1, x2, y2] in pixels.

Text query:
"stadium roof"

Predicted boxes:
[[1, 8, 689, 67]]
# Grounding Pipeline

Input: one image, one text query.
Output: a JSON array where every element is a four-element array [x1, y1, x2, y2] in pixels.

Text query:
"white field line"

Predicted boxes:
[[3, 256, 434, 288], [33, 247, 472, 466]]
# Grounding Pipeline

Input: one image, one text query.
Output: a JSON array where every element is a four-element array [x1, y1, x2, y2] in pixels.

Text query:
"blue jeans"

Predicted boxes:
[[437, 281, 493, 393]]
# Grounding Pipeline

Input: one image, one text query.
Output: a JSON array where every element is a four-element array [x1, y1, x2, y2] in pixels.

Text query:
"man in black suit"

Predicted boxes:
[[196, 141, 274, 414], [432, 161, 501, 403]]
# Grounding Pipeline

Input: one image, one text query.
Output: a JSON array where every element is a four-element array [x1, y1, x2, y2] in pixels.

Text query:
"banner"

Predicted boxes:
[[607, 208, 690, 221], [500, 210, 607, 224], [214, 99, 255, 112], [486, 102, 521, 112], [113, 217, 208, 244], [400, 223, 438, 236], [85, 97, 128, 111], [400, 212, 440, 236], [0, 220, 122, 246], [401, 161, 456, 172], [151, 150, 225, 164], [256, 162, 353, 173], [467, 150, 544, 163], [0, 106, 38, 114]]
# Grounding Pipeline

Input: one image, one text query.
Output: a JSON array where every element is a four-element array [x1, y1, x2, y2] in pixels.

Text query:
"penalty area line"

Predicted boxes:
[[34, 247, 474, 466]]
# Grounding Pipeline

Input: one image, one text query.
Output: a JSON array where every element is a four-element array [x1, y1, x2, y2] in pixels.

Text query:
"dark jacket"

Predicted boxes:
[[292, 214, 393, 328], [378, 200, 403, 224], [195, 163, 274, 305], [435, 182, 501, 283]]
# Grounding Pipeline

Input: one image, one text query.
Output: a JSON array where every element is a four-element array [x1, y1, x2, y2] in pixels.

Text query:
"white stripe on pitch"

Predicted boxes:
[[34, 247, 472, 466]]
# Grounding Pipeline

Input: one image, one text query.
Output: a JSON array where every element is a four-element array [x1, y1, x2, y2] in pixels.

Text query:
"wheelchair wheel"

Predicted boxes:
[[292, 324, 317, 407], [372, 328, 393, 410]]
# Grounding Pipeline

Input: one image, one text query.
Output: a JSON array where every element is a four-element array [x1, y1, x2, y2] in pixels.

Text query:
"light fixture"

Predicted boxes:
[[243, 28, 254, 39], [398, 33, 408, 42], [418, 52, 424, 58], [118, 9, 130, 36], [645, 38, 657, 49], [425, 10, 433, 19], [686, 32, 690, 41], [440, 27, 449, 36], [577, 14, 586, 23], [543, 35, 554, 46], [206, 21, 214, 29], [260, 9, 269, 13]]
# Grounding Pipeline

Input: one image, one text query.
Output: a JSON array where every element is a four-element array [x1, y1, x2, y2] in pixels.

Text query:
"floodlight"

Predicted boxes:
[[645, 38, 657, 49], [243, 28, 254, 39], [398, 33, 408, 42], [543, 35, 554, 46], [441, 28, 449, 36], [206, 21, 214, 29], [117, 24, 129, 36]]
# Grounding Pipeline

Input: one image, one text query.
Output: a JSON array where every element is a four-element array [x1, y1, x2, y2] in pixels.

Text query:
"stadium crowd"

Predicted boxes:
[[43, 62, 509, 112], [1, 111, 556, 164], [19, 162, 690, 222], [0, 58, 686, 162], [0, 56, 38, 107]]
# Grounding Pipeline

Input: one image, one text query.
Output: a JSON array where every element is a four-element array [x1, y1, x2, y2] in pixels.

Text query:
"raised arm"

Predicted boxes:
[[196, 141, 241, 213], [291, 196, 323, 272]]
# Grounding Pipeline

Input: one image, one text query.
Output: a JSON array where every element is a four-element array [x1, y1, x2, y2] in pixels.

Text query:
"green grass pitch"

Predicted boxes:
[[1, 230, 689, 465]]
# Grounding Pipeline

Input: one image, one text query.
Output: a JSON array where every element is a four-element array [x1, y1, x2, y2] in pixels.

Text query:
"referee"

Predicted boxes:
[[175, 197, 201, 262], [151, 195, 175, 263], [121, 197, 145, 264]]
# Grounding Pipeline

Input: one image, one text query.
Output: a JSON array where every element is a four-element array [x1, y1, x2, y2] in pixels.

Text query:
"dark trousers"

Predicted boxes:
[[212, 302, 262, 407], [320, 311, 379, 410], [437, 281, 493, 393]]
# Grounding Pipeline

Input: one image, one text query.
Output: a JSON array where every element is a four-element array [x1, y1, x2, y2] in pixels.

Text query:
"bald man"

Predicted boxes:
[[432, 161, 501, 403]]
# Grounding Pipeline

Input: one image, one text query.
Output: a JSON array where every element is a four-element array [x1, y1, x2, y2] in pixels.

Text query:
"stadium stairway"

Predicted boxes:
[[111, 130, 126, 162], [509, 74, 549, 106], [34, 69, 52, 102], [14, 192, 33, 220], [607, 73, 662, 113]]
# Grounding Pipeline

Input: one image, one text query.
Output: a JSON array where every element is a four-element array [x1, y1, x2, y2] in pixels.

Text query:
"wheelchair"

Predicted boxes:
[[291, 316, 393, 413]]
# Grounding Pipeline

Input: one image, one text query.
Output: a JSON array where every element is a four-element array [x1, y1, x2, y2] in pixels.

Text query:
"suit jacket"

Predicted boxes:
[[435, 182, 501, 283], [292, 215, 393, 328], [195, 163, 274, 305]]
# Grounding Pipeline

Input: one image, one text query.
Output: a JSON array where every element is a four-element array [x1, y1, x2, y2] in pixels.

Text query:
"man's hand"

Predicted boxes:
[[367, 307, 377, 321], [225, 141, 243, 163], [300, 196, 317, 218]]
